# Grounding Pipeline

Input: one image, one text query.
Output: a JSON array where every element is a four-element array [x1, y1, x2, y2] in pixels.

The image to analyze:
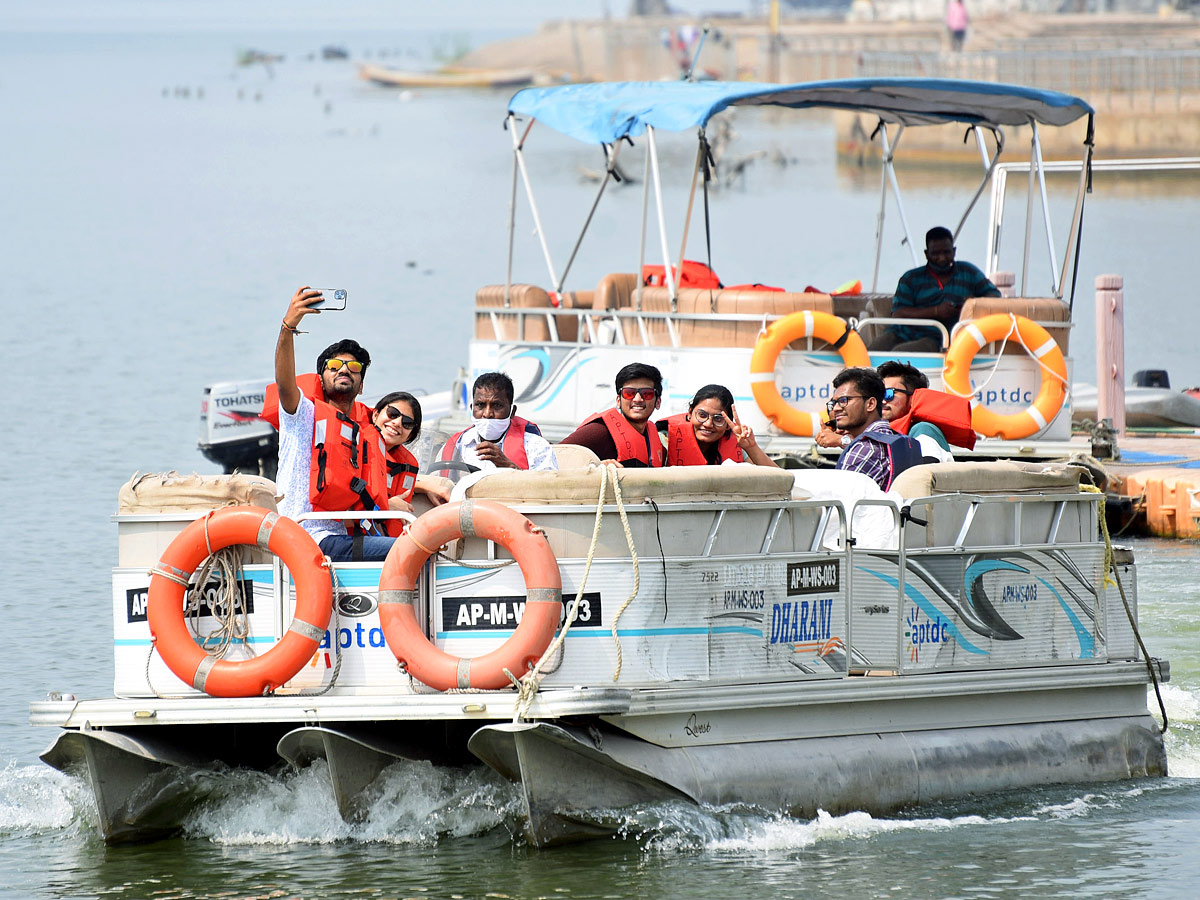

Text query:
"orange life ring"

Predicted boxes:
[[147, 506, 332, 697], [749, 310, 871, 436], [378, 500, 561, 691], [942, 313, 1068, 440]]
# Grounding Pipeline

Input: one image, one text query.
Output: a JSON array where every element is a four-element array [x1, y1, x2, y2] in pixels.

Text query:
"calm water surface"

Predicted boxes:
[[3, 4, 1199, 898]]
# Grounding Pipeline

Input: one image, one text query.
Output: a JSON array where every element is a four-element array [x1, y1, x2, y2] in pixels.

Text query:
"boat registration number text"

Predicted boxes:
[[441, 593, 603, 631]]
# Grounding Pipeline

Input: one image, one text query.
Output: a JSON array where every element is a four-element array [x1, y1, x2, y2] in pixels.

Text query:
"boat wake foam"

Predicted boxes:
[[0, 762, 94, 836], [183, 759, 523, 846]]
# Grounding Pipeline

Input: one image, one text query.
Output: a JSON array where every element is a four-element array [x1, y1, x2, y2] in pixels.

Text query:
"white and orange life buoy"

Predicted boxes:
[[148, 506, 332, 697], [750, 310, 871, 436], [378, 500, 561, 691], [942, 313, 1067, 440]]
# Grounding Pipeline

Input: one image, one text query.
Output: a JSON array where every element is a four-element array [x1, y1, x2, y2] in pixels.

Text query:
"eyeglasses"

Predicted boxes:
[[883, 387, 912, 402], [383, 406, 416, 429], [826, 395, 866, 412], [619, 387, 658, 401], [691, 409, 727, 426], [324, 358, 364, 374]]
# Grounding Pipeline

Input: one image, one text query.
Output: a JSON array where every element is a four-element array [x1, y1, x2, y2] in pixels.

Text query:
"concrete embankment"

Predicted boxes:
[[463, 12, 1200, 158]]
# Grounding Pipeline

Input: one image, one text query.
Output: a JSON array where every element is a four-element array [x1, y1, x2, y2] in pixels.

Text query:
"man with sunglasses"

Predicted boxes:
[[827, 367, 923, 491], [436, 371, 557, 480], [560, 362, 665, 467], [869, 225, 1001, 353], [877, 360, 975, 460], [267, 286, 393, 561]]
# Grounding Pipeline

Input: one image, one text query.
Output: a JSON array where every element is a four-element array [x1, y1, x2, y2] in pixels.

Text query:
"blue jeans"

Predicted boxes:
[[318, 534, 396, 562]]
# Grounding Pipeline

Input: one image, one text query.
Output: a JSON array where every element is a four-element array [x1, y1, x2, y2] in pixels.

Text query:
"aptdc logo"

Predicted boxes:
[[905, 607, 949, 663]]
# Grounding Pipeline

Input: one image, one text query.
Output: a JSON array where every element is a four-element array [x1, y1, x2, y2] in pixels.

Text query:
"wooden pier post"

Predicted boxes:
[[1095, 274, 1125, 437]]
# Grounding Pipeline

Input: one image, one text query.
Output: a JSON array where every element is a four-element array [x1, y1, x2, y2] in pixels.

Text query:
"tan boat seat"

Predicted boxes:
[[463, 464, 795, 505], [959, 296, 1071, 355], [474, 284, 584, 343], [890, 460, 1083, 500], [552, 443, 601, 469]]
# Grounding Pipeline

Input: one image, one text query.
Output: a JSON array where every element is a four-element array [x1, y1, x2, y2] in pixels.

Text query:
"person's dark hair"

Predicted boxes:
[[832, 367, 885, 407], [876, 360, 929, 393], [925, 225, 953, 246], [614, 362, 663, 395], [688, 384, 734, 416], [472, 371, 515, 407], [317, 339, 371, 377], [373, 391, 422, 444]]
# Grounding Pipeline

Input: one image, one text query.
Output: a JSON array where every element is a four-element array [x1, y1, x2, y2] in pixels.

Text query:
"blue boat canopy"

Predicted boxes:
[[508, 78, 1095, 145]]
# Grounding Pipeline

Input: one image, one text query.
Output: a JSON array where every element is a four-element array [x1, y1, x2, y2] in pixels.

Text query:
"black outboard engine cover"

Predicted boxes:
[[1133, 369, 1170, 388]]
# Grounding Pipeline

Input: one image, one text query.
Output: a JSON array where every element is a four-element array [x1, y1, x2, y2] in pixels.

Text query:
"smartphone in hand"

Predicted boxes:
[[311, 289, 348, 310]]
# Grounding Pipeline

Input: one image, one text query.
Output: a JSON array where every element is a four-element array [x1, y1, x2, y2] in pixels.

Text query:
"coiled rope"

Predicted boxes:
[[1081, 483, 1168, 733], [512, 462, 641, 721]]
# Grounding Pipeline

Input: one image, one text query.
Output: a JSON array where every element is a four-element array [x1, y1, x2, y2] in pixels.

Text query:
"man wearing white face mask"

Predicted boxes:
[[436, 372, 557, 480]]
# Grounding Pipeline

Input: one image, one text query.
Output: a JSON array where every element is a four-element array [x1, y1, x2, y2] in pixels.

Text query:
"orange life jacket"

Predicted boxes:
[[664, 413, 743, 466], [438, 416, 540, 469], [890, 388, 977, 450], [382, 443, 419, 537], [642, 259, 722, 290], [583, 408, 665, 467], [260, 373, 390, 521]]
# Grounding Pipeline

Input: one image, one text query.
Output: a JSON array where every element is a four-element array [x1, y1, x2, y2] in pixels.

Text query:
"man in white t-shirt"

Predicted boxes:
[[275, 286, 394, 561]]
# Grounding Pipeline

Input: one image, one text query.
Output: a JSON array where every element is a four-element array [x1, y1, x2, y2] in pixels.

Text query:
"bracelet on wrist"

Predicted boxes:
[[281, 318, 305, 334]]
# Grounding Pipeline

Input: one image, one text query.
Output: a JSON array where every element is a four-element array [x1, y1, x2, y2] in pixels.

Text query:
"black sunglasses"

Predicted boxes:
[[383, 406, 416, 429], [884, 387, 912, 401]]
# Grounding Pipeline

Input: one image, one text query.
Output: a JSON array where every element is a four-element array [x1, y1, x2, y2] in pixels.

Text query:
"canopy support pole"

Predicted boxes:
[[675, 136, 705, 297], [510, 116, 560, 294], [872, 123, 918, 292], [557, 141, 624, 294], [504, 114, 523, 307], [646, 126, 678, 307], [1059, 119, 1094, 302], [1031, 122, 1060, 296], [1020, 128, 1037, 297], [953, 126, 1004, 245], [636, 140, 651, 312]]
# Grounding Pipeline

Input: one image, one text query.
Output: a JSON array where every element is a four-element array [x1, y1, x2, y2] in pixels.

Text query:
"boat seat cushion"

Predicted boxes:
[[959, 296, 1071, 354], [474, 284, 581, 343], [118, 471, 279, 514], [890, 460, 1083, 500], [462, 464, 795, 504], [553, 444, 602, 469]]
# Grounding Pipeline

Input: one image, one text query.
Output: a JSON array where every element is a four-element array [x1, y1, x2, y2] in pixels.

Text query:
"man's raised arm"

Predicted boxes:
[[275, 286, 323, 415]]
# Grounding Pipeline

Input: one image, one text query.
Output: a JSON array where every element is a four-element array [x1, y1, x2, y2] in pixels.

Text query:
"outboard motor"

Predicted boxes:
[[198, 379, 277, 478], [1133, 369, 1170, 388]]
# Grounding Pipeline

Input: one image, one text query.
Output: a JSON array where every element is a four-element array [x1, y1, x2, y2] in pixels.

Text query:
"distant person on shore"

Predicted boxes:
[[560, 362, 666, 467], [435, 372, 557, 482], [657, 384, 778, 467], [869, 226, 1001, 354], [946, 0, 969, 52]]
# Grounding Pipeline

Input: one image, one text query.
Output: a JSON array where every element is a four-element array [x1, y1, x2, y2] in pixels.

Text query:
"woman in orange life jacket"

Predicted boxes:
[[371, 392, 450, 536], [659, 384, 778, 468]]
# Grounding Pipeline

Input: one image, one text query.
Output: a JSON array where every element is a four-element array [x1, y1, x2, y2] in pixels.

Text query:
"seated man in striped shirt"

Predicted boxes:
[[828, 367, 924, 491], [869, 225, 1001, 353]]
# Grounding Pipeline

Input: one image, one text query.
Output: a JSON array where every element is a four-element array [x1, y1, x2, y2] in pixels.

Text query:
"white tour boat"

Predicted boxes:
[[33, 79, 1169, 846]]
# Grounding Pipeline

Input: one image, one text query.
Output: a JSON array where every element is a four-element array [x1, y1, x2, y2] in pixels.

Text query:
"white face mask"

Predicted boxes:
[[473, 416, 511, 442]]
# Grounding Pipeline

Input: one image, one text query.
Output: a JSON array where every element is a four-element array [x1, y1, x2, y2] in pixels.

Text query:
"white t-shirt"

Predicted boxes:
[[277, 394, 345, 544]]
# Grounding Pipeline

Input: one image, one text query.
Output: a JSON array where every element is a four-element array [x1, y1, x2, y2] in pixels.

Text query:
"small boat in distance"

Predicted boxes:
[[358, 63, 536, 89]]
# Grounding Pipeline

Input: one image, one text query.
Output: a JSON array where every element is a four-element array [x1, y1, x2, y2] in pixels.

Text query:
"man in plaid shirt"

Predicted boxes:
[[828, 367, 923, 491]]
